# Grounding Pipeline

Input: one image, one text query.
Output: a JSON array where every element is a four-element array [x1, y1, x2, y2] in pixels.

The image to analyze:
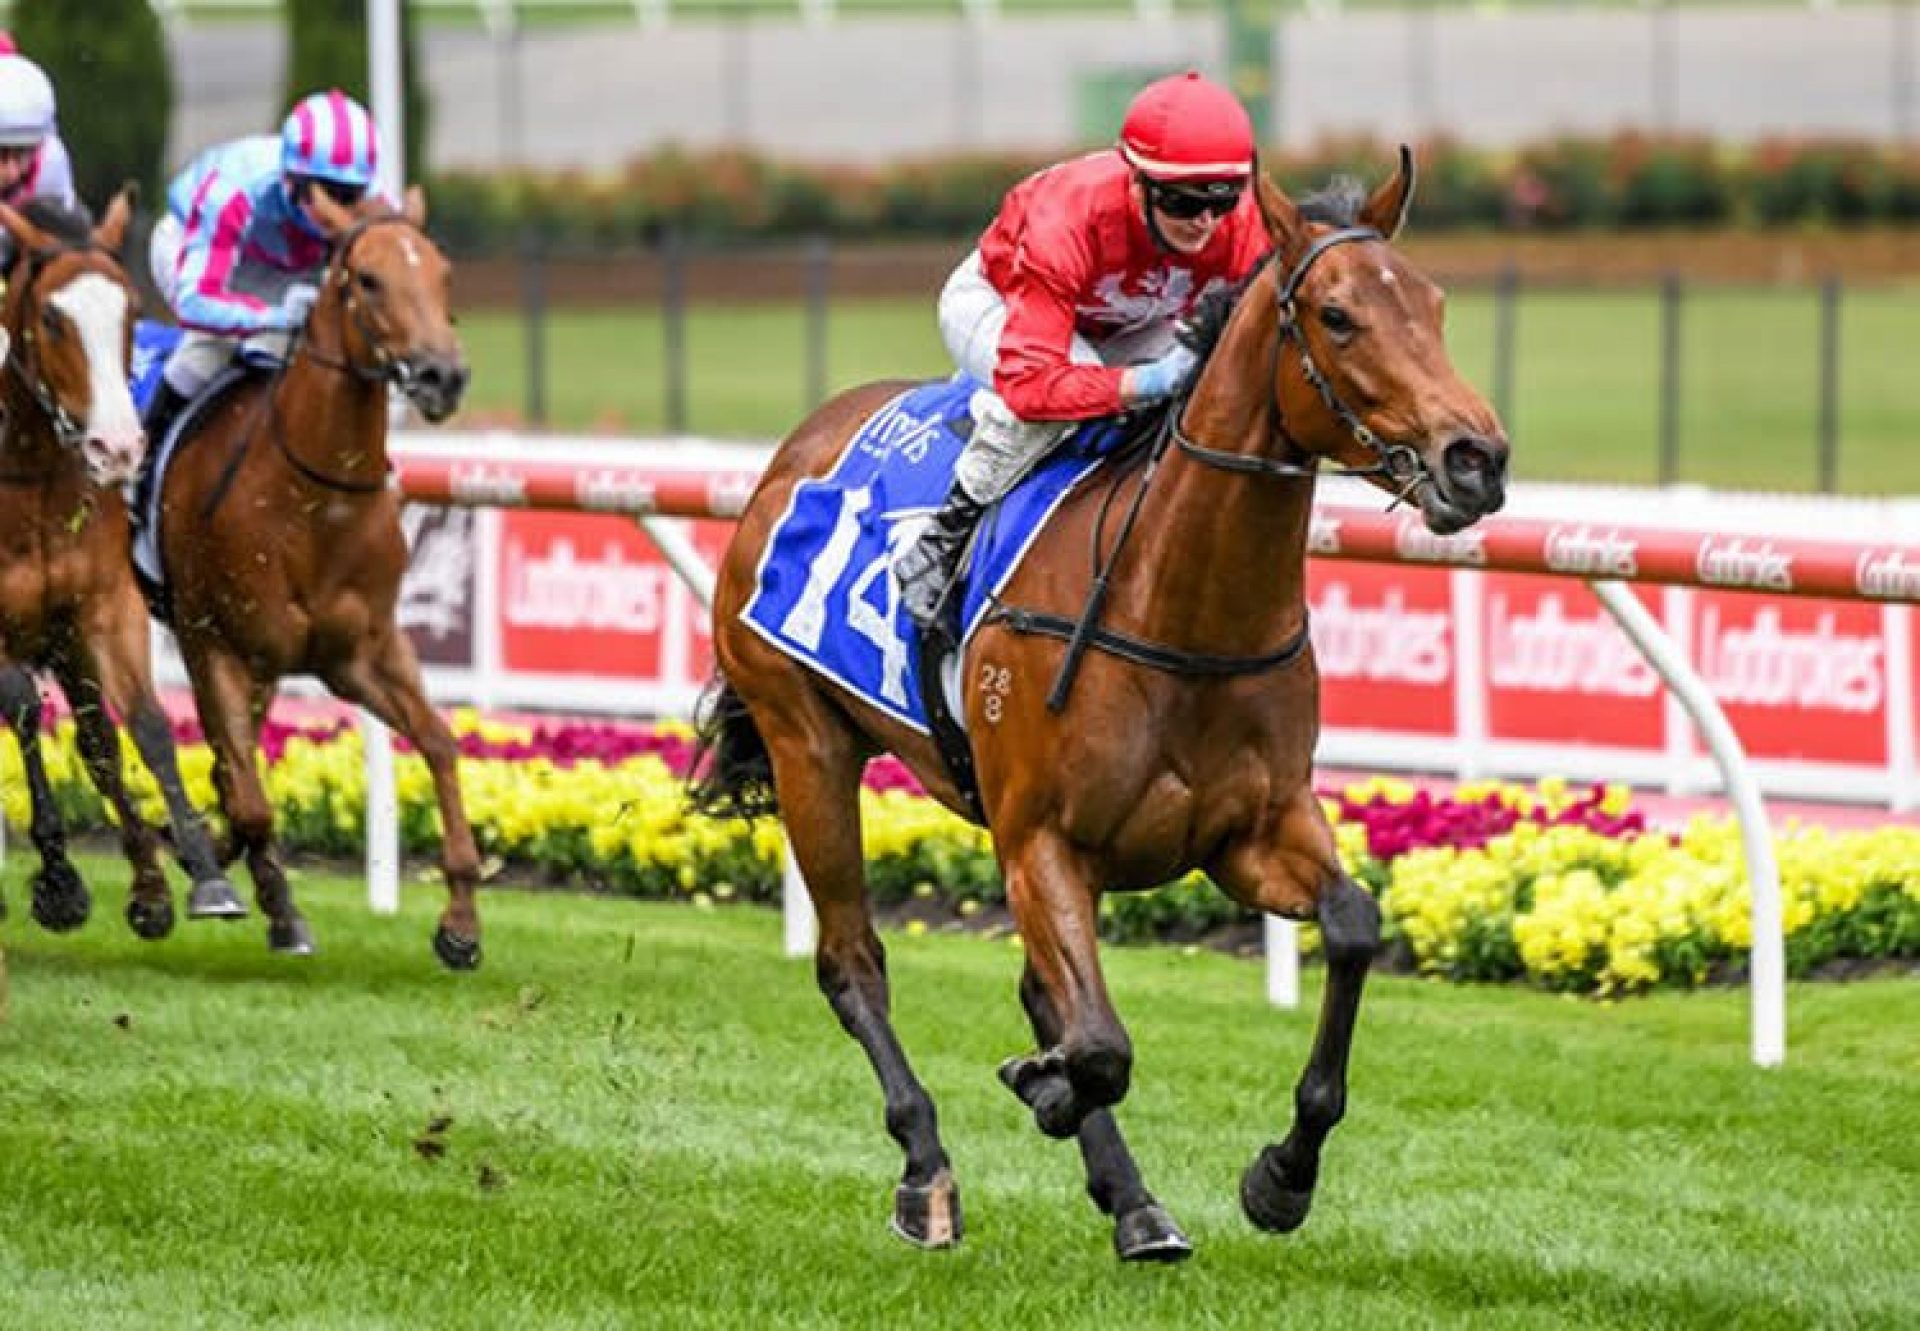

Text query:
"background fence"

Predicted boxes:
[[458, 237, 1920, 495]]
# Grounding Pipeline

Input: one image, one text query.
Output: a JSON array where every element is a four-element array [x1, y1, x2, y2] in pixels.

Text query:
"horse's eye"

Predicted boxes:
[[356, 270, 382, 296], [41, 306, 62, 336], [1319, 305, 1354, 336]]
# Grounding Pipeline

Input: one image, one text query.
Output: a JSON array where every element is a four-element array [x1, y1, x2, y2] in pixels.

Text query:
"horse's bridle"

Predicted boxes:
[[1171, 226, 1430, 506], [295, 212, 431, 390], [3, 241, 126, 455]]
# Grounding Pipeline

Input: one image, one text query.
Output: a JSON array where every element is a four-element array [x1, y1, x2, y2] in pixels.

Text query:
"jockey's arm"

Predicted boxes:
[[170, 186, 289, 336], [992, 260, 1129, 423]]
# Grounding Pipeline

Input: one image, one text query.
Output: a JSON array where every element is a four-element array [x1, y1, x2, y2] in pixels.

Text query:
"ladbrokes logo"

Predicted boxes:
[[1698, 606, 1882, 713], [1311, 583, 1451, 684], [449, 463, 527, 507], [1544, 525, 1639, 580], [577, 469, 658, 514], [1489, 593, 1658, 696], [1695, 537, 1792, 591], [504, 537, 668, 633], [1856, 549, 1920, 602], [1394, 519, 1486, 567]]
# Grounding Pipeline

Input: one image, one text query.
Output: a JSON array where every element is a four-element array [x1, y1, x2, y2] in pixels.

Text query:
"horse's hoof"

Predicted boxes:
[[889, 1168, 962, 1249], [30, 864, 92, 933], [268, 917, 317, 957], [125, 895, 176, 941], [1114, 1202, 1193, 1263], [433, 926, 483, 972], [1240, 1146, 1314, 1234], [996, 1053, 1081, 1139], [186, 875, 249, 921]]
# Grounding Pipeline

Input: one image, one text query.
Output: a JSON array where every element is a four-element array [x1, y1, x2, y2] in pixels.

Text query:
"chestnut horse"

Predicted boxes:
[[692, 154, 1510, 1258], [0, 192, 241, 937], [149, 187, 476, 965]]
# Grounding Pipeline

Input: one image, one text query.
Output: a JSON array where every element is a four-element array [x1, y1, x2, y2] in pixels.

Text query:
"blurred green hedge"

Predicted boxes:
[[421, 133, 1920, 253]]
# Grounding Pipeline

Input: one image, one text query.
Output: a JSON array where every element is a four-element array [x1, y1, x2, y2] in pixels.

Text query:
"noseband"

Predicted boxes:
[[4, 242, 122, 454], [1172, 225, 1429, 504]]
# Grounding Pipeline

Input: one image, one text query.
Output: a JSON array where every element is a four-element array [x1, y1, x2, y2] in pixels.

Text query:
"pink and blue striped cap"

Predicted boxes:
[[280, 89, 379, 189]]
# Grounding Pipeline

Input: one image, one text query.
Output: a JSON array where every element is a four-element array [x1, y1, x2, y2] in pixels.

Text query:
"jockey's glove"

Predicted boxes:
[[1125, 343, 1199, 406], [277, 283, 320, 330]]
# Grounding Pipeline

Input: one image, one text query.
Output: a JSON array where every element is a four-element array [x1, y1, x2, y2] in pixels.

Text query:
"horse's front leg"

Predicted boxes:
[[998, 832, 1136, 1140], [1017, 962, 1191, 1263], [184, 642, 313, 956], [48, 646, 176, 941], [0, 665, 90, 931], [83, 592, 247, 924], [325, 626, 482, 970], [1211, 785, 1381, 1235]]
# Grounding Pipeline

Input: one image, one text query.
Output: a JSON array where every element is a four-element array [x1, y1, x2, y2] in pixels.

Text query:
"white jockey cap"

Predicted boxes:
[[0, 53, 56, 148]]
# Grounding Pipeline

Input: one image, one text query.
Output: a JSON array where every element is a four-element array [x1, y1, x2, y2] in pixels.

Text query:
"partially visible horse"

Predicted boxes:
[[0, 190, 242, 936], [144, 186, 475, 964], [692, 154, 1509, 1258]]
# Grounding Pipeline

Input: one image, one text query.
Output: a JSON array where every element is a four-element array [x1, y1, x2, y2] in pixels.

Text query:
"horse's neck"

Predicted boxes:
[[274, 315, 391, 485], [0, 383, 77, 489], [1118, 279, 1315, 652]]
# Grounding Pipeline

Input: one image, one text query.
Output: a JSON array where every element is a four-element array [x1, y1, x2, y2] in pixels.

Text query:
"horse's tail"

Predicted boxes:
[[686, 674, 780, 820]]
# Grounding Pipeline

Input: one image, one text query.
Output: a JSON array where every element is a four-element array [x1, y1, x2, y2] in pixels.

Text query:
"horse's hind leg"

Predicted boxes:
[[187, 645, 313, 956], [1017, 963, 1191, 1263], [0, 666, 90, 932], [757, 693, 960, 1248], [324, 627, 482, 971], [1212, 787, 1381, 1235]]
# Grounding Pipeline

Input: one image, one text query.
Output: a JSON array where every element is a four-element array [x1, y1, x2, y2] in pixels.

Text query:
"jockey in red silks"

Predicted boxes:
[[140, 89, 382, 445], [0, 39, 78, 268], [894, 70, 1270, 629]]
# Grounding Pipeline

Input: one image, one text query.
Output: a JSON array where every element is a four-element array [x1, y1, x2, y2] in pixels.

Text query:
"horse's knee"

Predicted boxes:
[[1319, 877, 1381, 971], [226, 795, 274, 849], [1067, 1030, 1133, 1110]]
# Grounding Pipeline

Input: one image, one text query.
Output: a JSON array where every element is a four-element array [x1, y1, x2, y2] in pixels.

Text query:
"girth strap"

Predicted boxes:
[[985, 606, 1311, 679]]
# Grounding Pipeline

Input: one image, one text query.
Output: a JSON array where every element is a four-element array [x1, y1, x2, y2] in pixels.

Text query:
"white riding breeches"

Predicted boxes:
[[148, 214, 299, 398], [936, 248, 1178, 504]]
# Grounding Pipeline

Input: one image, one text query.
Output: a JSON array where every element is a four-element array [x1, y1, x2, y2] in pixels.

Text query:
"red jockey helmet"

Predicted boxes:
[[1118, 71, 1255, 184]]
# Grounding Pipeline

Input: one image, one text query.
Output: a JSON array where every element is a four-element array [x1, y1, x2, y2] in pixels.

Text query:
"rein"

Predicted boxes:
[[252, 212, 422, 496], [988, 226, 1422, 710]]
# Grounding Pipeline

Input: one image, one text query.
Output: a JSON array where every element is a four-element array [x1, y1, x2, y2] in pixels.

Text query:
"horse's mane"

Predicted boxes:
[[1179, 176, 1371, 366], [17, 197, 94, 247]]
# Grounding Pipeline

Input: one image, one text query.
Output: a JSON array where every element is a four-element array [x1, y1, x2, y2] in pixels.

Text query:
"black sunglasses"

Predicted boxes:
[[297, 176, 368, 207], [1146, 179, 1243, 221]]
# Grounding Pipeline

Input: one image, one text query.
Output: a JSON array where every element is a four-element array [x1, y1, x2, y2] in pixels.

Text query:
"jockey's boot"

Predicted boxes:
[[140, 382, 190, 452], [897, 479, 987, 631]]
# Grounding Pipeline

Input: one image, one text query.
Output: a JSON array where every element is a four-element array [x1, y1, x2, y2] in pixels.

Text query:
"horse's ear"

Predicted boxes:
[[402, 184, 427, 228], [94, 181, 138, 253], [0, 200, 51, 257], [1360, 145, 1417, 240], [1256, 172, 1306, 256]]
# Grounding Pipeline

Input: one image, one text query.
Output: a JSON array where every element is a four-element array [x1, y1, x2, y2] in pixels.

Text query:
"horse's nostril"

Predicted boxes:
[[1444, 437, 1506, 489]]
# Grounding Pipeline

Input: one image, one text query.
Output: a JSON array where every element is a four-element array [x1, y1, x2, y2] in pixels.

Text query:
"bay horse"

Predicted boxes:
[[0, 191, 242, 938], [149, 186, 476, 965], [692, 153, 1510, 1259]]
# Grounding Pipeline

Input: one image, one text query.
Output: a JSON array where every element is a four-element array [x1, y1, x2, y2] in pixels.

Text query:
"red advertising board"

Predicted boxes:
[[1483, 574, 1663, 748], [1308, 561, 1455, 735], [498, 511, 678, 681], [1689, 591, 1889, 766]]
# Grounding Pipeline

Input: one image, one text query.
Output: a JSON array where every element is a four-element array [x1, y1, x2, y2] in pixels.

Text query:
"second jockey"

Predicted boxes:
[[141, 88, 380, 445], [894, 70, 1269, 628], [0, 40, 77, 267]]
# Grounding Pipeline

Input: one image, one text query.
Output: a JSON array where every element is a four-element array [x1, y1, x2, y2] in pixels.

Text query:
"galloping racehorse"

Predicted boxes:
[[0, 192, 242, 937], [692, 155, 1510, 1258], [145, 187, 476, 965]]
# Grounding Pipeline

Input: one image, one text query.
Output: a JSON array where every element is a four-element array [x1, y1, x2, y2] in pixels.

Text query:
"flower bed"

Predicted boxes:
[[4, 712, 1914, 995]]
